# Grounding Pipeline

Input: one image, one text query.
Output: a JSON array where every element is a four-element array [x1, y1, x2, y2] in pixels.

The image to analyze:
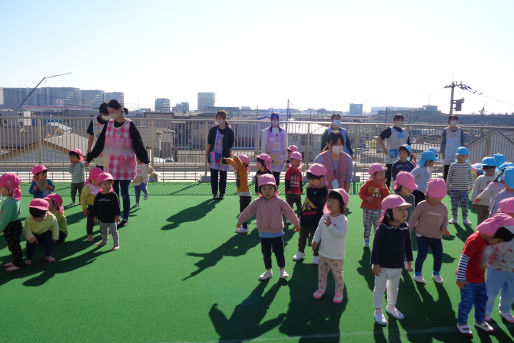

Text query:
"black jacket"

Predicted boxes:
[[207, 125, 234, 159], [371, 222, 413, 268]]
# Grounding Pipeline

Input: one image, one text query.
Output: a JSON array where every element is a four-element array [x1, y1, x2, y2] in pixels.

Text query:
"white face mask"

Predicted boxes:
[[332, 120, 341, 127], [393, 121, 403, 128], [217, 119, 225, 126], [272, 120, 279, 127], [110, 111, 121, 120], [100, 114, 109, 121], [331, 145, 344, 154]]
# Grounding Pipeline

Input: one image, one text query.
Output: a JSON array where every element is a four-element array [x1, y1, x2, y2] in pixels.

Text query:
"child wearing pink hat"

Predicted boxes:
[[81, 167, 103, 242], [312, 189, 349, 304], [224, 154, 252, 233], [292, 163, 328, 264], [456, 213, 514, 336], [286, 145, 298, 164], [237, 174, 300, 280], [371, 194, 413, 326], [29, 164, 55, 199], [284, 151, 303, 221], [408, 178, 450, 284], [68, 149, 85, 205], [93, 173, 121, 250], [24, 198, 59, 265], [0, 173, 23, 271], [254, 153, 273, 196], [393, 171, 417, 221], [359, 163, 390, 247], [45, 194, 68, 243]]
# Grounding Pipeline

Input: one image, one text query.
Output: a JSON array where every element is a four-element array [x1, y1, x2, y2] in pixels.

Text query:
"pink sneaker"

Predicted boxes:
[[313, 289, 325, 300], [333, 293, 343, 304], [499, 311, 514, 324]]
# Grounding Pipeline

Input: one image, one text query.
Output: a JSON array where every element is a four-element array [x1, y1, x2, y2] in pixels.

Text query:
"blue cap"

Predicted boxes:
[[481, 157, 497, 167], [503, 167, 514, 188], [498, 162, 514, 172], [419, 150, 438, 167], [399, 144, 412, 154], [427, 147, 439, 157], [494, 153, 506, 166], [456, 146, 469, 156]]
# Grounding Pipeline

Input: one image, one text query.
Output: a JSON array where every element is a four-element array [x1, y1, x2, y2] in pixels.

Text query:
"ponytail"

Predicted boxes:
[[123, 107, 129, 115]]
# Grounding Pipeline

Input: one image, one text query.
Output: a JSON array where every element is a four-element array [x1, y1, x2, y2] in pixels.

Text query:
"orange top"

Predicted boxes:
[[359, 179, 390, 210]]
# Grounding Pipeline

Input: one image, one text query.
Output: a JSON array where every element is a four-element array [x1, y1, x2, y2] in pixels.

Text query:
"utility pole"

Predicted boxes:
[[444, 81, 482, 115], [15, 72, 71, 114]]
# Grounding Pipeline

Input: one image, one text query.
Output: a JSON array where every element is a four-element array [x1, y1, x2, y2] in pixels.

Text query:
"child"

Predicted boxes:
[[93, 172, 121, 251], [359, 163, 390, 247], [133, 158, 155, 206], [312, 188, 349, 304], [224, 154, 252, 233], [284, 151, 303, 219], [254, 153, 273, 196], [292, 163, 328, 264], [411, 150, 438, 205], [286, 145, 298, 164], [474, 162, 512, 215], [237, 174, 299, 280], [29, 164, 54, 198], [391, 144, 415, 181], [489, 167, 514, 217], [68, 149, 85, 205], [408, 178, 450, 284], [393, 171, 417, 221], [371, 194, 413, 326], [471, 157, 497, 224], [455, 213, 514, 336], [446, 146, 474, 225], [81, 167, 103, 242], [45, 194, 67, 243], [0, 173, 23, 271], [23, 198, 59, 265]]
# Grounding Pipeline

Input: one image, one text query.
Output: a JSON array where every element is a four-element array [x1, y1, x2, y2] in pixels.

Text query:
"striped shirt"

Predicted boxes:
[[68, 161, 85, 183], [446, 162, 474, 191]]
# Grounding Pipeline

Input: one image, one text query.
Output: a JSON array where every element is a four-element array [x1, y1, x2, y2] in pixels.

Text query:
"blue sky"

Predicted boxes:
[[1, 0, 514, 114]]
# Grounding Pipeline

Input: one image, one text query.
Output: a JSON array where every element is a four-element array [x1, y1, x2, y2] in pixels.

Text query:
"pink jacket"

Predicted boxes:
[[237, 196, 299, 233]]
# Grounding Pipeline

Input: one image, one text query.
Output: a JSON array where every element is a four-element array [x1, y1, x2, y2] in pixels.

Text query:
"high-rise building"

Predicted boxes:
[[197, 92, 215, 111], [349, 103, 363, 115], [155, 98, 171, 112], [104, 92, 125, 105], [172, 102, 189, 113], [80, 90, 105, 109]]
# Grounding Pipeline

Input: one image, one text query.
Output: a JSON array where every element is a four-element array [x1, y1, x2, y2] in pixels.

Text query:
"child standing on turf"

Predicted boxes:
[[360, 163, 389, 247], [292, 163, 328, 264], [474, 163, 511, 216], [312, 189, 349, 304], [391, 144, 415, 181], [371, 194, 413, 326], [45, 194, 67, 243], [393, 171, 417, 221], [408, 178, 450, 284], [0, 173, 23, 271], [133, 158, 155, 207], [68, 149, 85, 205], [489, 167, 514, 217], [93, 172, 121, 251], [471, 157, 497, 224], [284, 151, 303, 219], [447, 147, 474, 225], [29, 164, 54, 198], [411, 150, 438, 205], [224, 154, 252, 233], [24, 198, 59, 265], [81, 167, 103, 242], [254, 153, 273, 196], [455, 213, 514, 336], [237, 174, 299, 280]]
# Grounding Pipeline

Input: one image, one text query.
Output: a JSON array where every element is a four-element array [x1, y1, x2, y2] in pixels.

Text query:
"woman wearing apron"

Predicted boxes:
[[440, 115, 465, 181], [86, 102, 109, 170], [261, 113, 288, 186]]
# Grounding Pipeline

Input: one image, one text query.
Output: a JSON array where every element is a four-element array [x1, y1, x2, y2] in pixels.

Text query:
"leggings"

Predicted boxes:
[[318, 255, 344, 294], [415, 235, 443, 275], [3, 220, 23, 267], [260, 236, 285, 269]]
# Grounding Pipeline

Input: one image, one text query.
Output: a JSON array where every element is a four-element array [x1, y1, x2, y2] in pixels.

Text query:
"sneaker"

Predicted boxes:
[[463, 219, 472, 226], [386, 305, 405, 320], [213, 194, 218, 200], [259, 270, 273, 281], [374, 310, 387, 326], [448, 218, 457, 224], [413, 275, 426, 284], [118, 220, 128, 228], [241, 227, 249, 233], [432, 274, 444, 284], [285, 218, 291, 224], [485, 313, 492, 322], [279, 270, 290, 279], [313, 289, 325, 300], [292, 252, 305, 261], [312, 256, 319, 264], [143, 194, 148, 200], [456, 323, 473, 336], [134, 203, 140, 207], [499, 310, 514, 324], [70, 202, 75, 206], [364, 240, 370, 247], [333, 293, 343, 304], [474, 321, 495, 334], [235, 227, 242, 233]]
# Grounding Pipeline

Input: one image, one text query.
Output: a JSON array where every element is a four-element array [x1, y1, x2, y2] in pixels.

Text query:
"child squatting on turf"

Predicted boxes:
[[237, 174, 300, 280], [0, 173, 23, 271], [24, 198, 59, 265], [93, 172, 121, 251], [29, 164, 55, 199]]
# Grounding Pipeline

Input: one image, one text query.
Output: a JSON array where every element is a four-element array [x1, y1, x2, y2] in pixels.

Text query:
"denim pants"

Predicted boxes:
[[485, 266, 514, 314], [457, 282, 488, 324], [260, 236, 285, 269], [134, 183, 148, 203], [415, 235, 443, 275], [113, 180, 131, 220]]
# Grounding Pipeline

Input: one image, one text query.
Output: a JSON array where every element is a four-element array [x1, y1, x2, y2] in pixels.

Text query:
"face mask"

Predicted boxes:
[[332, 120, 341, 127], [100, 114, 109, 121], [331, 145, 344, 154], [272, 120, 279, 127], [393, 121, 403, 128], [449, 120, 458, 126], [217, 119, 225, 126], [110, 111, 121, 120]]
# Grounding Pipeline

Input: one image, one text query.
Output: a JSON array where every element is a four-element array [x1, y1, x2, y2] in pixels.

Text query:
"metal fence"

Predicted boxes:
[[1, 116, 514, 182]]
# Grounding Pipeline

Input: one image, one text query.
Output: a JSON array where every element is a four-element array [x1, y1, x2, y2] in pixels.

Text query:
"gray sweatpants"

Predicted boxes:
[[99, 221, 119, 247]]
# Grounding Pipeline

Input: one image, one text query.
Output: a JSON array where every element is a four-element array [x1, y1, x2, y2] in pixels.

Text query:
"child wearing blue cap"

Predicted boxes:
[[471, 157, 497, 224], [391, 144, 416, 181], [475, 162, 512, 216], [489, 167, 514, 217], [411, 150, 438, 205], [447, 147, 474, 225]]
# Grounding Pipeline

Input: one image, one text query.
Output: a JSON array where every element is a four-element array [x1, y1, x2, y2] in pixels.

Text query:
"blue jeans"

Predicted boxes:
[[458, 282, 488, 324], [415, 236, 443, 275], [113, 180, 131, 221], [486, 266, 514, 314], [134, 183, 148, 203]]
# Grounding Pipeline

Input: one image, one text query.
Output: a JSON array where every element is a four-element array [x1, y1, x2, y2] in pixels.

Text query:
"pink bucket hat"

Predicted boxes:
[[31, 164, 48, 181], [257, 153, 272, 171], [258, 174, 276, 187], [238, 154, 251, 174], [290, 151, 302, 161], [29, 198, 49, 211], [306, 163, 327, 177], [394, 171, 417, 191], [70, 148, 84, 161], [477, 213, 514, 237], [323, 188, 350, 214], [368, 163, 388, 179], [45, 193, 64, 214], [84, 167, 103, 185], [97, 172, 114, 184], [381, 194, 412, 211], [499, 198, 514, 214], [287, 145, 298, 152], [426, 178, 447, 199], [0, 173, 22, 201]]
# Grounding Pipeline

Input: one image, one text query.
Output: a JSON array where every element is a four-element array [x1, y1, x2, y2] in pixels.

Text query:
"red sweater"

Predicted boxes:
[[359, 179, 389, 210], [285, 167, 303, 194]]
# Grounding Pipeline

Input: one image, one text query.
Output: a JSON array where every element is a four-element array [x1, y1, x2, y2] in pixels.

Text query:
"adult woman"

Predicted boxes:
[[86, 100, 149, 228], [440, 115, 465, 181], [86, 102, 109, 170], [320, 113, 353, 155], [313, 130, 354, 192], [206, 110, 234, 200], [261, 113, 288, 186]]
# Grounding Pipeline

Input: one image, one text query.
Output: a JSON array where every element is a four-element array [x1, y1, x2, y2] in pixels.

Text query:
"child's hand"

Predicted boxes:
[[93, 216, 98, 223], [312, 241, 319, 250], [293, 225, 300, 232], [442, 229, 450, 237], [474, 198, 481, 204], [383, 148, 389, 155], [472, 204, 479, 210], [456, 280, 467, 289], [324, 215, 332, 227], [366, 196, 374, 203], [404, 261, 412, 272], [29, 237, 38, 244], [48, 185, 54, 191], [33, 185, 38, 192], [82, 209, 88, 215], [114, 216, 120, 223], [372, 264, 381, 276]]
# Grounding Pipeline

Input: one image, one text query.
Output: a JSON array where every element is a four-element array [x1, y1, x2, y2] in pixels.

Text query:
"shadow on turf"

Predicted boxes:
[[453, 223, 475, 243], [161, 199, 216, 230]]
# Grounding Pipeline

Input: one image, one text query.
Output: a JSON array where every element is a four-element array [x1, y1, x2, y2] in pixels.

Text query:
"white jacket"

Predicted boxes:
[[313, 214, 348, 260]]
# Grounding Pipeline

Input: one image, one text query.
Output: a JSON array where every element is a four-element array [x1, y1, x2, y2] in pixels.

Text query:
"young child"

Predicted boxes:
[[23, 198, 59, 265], [471, 157, 497, 224], [371, 194, 413, 326], [237, 174, 299, 280], [81, 167, 103, 242], [411, 150, 438, 205], [393, 171, 417, 221], [474, 162, 512, 216], [408, 178, 450, 284], [312, 189, 349, 304], [284, 151, 303, 219], [286, 144, 298, 164], [485, 198, 514, 323], [446, 147, 474, 225], [489, 167, 514, 217], [254, 153, 273, 196], [133, 158, 155, 207], [224, 154, 252, 233], [455, 213, 514, 336], [68, 149, 85, 205], [359, 163, 390, 247], [391, 144, 415, 181], [0, 173, 23, 271], [93, 172, 121, 251], [292, 163, 328, 264], [29, 164, 54, 198], [45, 194, 67, 243]]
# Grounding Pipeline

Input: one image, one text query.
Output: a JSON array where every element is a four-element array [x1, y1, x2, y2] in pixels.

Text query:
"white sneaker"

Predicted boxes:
[[280, 270, 290, 279], [143, 194, 148, 200], [134, 203, 140, 207], [413, 275, 426, 284], [258, 270, 273, 280], [374, 310, 387, 326], [433, 274, 444, 284], [386, 305, 405, 320], [241, 227, 249, 233], [312, 256, 319, 264], [448, 218, 457, 224], [499, 310, 514, 323], [235, 227, 242, 233], [364, 240, 370, 247], [463, 219, 472, 226], [292, 252, 305, 261]]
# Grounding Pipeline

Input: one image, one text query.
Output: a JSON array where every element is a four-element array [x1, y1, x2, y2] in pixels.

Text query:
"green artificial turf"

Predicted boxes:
[[0, 183, 512, 343]]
